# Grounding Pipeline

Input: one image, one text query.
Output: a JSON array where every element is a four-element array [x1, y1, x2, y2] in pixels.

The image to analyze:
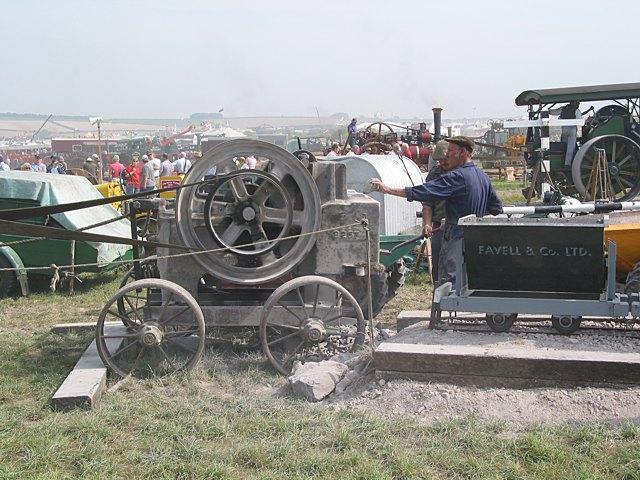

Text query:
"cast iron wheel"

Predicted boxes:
[[116, 259, 160, 327], [486, 313, 516, 333], [176, 140, 322, 285], [551, 315, 582, 335], [387, 259, 406, 298], [0, 256, 18, 298], [96, 278, 205, 378], [355, 271, 389, 319], [259, 275, 366, 375], [625, 261, 640, 294], [572, 135, 640, 201]]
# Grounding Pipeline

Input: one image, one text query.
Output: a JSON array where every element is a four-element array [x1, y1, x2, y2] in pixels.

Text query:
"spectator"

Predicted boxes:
[[160, 153, 174, 177], [139, 155, 157, 192], [108, 154, 125, 180], [401, 143, 413, 160], [173, 152, 192, 174], [147, 151, 161, 183], [31, 155, 47, 173], [123, 156, 141, 194], [325, 143, 341, 158], [236, 156, 249, 169], [0, 155, 10, 172], [245, 155, 257, 169], [83, 156, 98, 182], [57, 155, 67, 174], [20, 163, 32, 171], [345, 145, 356, 156]]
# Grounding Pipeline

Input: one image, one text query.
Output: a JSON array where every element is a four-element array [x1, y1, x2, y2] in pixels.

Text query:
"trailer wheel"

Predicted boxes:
[[551, 316, 582, 335], [96, 278, 205, 378], [486, 313, 516, 333], [260, 275, 366, 375], [625, 261, 640, 294], [0, 256, 18, 299]]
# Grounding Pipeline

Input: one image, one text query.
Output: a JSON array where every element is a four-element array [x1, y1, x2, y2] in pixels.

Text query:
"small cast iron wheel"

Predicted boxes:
[[203, 170, 293, 256], [486, 313, 516, 333], [572, 135, 640, 201], [96, 278, 205, 378], [364, 122, 395, 138], [259, 275, 366, 375], [116, 259, 160, 327], [551, 315, 582, 335]]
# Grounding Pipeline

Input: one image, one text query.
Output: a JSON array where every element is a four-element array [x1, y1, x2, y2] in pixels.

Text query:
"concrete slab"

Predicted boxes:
[[51, 321, 120, 335], [51, 324, 125, 411], [376, 323, 640, 387]]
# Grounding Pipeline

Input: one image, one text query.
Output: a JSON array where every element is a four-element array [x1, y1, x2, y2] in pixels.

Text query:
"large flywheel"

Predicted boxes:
[[176, 140, 322, 284]]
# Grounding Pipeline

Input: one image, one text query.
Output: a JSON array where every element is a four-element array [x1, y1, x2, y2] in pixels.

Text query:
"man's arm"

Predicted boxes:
[[486, 184, 503, 215], [422, 204, 435, 236]]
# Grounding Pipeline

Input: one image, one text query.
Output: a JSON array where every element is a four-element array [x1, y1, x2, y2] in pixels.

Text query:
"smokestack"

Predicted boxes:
[[432, 107, 442, 141]]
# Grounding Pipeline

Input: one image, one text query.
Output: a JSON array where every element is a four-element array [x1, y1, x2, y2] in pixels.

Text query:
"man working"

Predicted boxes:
[[370, 136, 502, 285], [550, 101, 582, 167], [347, 118, 358, 147]]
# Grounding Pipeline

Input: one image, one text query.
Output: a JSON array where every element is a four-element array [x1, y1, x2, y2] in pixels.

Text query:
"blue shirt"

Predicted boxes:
[[405, 162, 502, 238], [347, 123, 357, 135]]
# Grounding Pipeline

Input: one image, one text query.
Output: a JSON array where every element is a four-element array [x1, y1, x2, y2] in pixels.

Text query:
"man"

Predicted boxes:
[[550, 101, 581, 167], [148, 152, 161, 183], [57, 154, 67, 174], [83, 156, 97, 182], [108, 154, 125, 180], [347, 118, 358, 147], [47, 156, 61, 174], [139, 155, 157, 192], [325, 143, 341, 158], [245, 154, 257, 169], [370, 136, 502, 285], [421, 140, 451, 282], [31, 155, 47, 173], [159, 153, 174, 177], [0, 155, 10, 172], [173, 152, 192, 174], [400, 143, 413, 160], [123, 155, 141, 194]]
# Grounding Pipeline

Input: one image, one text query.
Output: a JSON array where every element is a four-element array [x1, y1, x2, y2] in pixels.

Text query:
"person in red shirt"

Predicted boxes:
[[123, 155, 141, 194], [108, 154, 125, 180], [400, 143, 413, 160]]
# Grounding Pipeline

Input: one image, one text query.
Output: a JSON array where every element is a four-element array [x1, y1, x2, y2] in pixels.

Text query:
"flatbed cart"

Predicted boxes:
[[431, 203, 640, 334]]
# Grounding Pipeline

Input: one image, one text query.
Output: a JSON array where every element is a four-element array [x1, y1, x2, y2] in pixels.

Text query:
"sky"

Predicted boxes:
[[0, 0, 637, 119]]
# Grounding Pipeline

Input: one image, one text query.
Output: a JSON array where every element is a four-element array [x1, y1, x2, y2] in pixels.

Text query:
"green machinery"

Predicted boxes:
[[508, 83, 640, 201], [0, 172, 133, 297]]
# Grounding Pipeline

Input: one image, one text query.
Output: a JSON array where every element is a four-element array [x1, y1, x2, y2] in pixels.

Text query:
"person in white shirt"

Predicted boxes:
[[173, 152, 192, 174], [0, 156, 10, 172], [147, 152, 161, 182]]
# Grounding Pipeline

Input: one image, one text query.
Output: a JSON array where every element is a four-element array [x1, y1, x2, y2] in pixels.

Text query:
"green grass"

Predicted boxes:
[[1, 271, 640, 479]]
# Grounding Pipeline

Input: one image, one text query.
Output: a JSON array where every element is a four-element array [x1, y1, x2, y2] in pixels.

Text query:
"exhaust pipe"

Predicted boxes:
[[432, 107, 442, 141]]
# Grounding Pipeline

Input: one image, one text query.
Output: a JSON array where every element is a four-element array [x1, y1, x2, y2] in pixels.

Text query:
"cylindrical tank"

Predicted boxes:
[[408, 145, 431, 165]]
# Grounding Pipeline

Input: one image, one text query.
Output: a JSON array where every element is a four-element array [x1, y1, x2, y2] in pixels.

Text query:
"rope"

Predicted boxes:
[[0, 222, 363, 273]]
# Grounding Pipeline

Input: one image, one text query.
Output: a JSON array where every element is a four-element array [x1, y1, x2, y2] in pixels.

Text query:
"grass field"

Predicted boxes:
[[2, 269, 640, 479]]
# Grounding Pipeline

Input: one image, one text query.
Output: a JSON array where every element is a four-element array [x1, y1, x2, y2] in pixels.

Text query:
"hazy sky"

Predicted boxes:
[[0, 0, 637, 119]]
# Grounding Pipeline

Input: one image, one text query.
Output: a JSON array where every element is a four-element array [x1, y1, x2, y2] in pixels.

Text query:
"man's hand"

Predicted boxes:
[[368, 178, 385, 193], [422, 224, 434, 237]]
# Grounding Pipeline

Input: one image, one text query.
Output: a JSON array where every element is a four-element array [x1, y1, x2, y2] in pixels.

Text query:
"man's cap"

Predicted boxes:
[[432, 140, 449, 161], [142, 155, 149, 161], [445, 136, 474, 153], [91, 153, 99, 159], [112, 154, 120, 161], [85, 157, 94, 162], [132, 151, 140, 157]]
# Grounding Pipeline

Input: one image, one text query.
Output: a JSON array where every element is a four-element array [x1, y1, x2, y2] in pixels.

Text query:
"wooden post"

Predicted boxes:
[[96, 119, 103, 184], [69, 240, 76, 295]]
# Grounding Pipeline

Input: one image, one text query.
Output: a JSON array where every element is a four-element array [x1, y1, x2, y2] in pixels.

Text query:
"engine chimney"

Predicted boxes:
[[432, 107, 443, 141]]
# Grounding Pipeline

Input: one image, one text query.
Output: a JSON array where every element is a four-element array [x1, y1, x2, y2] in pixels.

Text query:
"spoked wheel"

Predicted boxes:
[[259, 275, 366, 375], [486, 313, 516, 333], [96, 278, 205, 378], [116, 259, 159, 327], [572, 135, 640, 201], [551, 315, 581, 335]]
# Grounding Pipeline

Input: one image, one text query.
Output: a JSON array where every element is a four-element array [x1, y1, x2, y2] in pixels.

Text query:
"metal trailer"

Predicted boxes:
[[95, 140, 387, 378], [431, 213, 640, 334], [505, 83, 640, 202]]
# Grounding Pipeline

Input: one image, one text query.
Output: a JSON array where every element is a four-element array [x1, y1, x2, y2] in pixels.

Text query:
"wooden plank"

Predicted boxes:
[[51, 324, 124, 411], [374, 341, 640, 386]]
